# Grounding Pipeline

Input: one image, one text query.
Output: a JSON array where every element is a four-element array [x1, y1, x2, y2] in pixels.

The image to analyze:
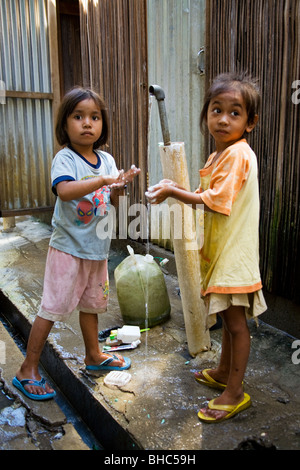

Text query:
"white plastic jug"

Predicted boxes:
[[117, 325, 141, 343]]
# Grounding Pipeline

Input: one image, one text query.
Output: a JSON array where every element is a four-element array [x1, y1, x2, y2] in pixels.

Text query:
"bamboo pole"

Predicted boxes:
[[159, 142, 211, 356]]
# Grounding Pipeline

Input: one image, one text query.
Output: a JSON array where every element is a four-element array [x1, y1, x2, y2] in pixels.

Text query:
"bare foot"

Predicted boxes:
[[85, 352, 126, 368], [16, 368, 54, 396], [199, 391, 245, 421], [194, 369, 228, 385]]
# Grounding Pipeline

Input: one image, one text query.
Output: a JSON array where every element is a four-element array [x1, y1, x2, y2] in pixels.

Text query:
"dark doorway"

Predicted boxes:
[[57, 0, 83, 96]]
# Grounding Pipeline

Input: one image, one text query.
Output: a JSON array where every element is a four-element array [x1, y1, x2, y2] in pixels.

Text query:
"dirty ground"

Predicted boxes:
[[0, 318, 94, 450], [0, 216, 300, 452]]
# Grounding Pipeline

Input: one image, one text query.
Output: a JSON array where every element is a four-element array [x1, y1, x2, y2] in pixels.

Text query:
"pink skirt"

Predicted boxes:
[[38, 247, 109, 322]]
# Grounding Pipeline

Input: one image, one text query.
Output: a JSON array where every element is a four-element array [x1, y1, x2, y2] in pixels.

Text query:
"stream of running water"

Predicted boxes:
[[143, 95, 154, 358]]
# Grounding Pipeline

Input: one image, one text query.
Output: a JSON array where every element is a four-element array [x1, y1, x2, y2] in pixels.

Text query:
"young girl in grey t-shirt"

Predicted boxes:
[[13, 87, 140, 400]]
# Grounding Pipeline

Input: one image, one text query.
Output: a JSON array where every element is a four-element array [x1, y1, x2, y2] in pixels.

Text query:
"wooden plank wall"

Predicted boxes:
[[79, 0, 148, 209], [206, 0, 300, 302]]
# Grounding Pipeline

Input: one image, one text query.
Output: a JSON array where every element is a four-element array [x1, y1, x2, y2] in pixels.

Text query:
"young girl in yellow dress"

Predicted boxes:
[[146, 73, 267, 423]]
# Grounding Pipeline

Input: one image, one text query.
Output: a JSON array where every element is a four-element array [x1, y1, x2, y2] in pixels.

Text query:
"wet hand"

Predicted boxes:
[[160, 179, 178, 187], [109, 165, 141, 189], [145, 182, 172, 204]]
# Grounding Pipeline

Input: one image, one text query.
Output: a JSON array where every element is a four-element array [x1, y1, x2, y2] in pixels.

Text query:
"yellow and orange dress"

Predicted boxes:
[[198, 139, 267, 327]]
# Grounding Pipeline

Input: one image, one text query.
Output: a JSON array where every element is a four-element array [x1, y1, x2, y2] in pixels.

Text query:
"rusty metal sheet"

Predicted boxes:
[[0, 0, 55, 215]]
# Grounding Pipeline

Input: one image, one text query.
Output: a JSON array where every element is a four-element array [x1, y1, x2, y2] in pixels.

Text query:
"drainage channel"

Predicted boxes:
[[0, 311, 104, 450]]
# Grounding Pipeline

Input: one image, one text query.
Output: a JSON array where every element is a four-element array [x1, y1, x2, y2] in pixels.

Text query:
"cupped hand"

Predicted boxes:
[[109, 165, 141, 189], [145, 182, 172, 204]]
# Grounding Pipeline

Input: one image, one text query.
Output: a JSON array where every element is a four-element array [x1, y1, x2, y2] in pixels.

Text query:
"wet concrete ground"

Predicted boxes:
[[0, 319, 94, 450], [0, 216, 300, 451]]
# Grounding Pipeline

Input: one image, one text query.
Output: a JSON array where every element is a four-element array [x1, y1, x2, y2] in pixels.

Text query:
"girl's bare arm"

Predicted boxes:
[[56, 175, 118, 202], [146, 181, 212, 211]]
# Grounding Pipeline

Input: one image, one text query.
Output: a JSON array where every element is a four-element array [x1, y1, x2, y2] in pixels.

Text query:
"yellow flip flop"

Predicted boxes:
[[194, 369, 227, 391], [198, 393, 251, 423]]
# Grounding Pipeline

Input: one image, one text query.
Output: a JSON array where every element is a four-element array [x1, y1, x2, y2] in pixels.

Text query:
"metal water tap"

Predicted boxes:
[[149, 85, 171, 146]]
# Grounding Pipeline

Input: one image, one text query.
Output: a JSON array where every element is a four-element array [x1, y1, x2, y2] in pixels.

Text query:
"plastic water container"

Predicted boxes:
[[117, 325, 141, 343], [114, 246, 171, 328]]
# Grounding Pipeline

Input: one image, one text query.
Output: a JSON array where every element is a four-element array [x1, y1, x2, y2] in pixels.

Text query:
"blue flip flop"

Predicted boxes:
[[12, 376, 56, 401], [86, 354, 131, 372]]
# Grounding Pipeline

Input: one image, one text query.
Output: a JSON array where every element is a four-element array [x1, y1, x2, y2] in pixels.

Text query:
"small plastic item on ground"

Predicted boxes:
[[105, 329, 123, 346], [98, 326, 121, 342], [105, 337, 123, 346], [155, 256, 169, 267], [104, 371, 132, 389], [117, 325, 141, 343], [103, 339, 141, 352], [110, 330, 118, 339]]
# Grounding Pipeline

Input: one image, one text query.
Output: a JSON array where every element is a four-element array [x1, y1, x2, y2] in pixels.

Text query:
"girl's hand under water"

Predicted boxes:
[[145, 179, 176, 204], [109, 165, 141, 189]]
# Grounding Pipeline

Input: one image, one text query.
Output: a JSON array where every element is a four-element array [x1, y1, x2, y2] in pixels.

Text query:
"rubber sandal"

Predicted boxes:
[[194, 369, 227, 391], [12, 376, 56, 401], [197, 393, 251, 423], [86, 354, 131, 371]]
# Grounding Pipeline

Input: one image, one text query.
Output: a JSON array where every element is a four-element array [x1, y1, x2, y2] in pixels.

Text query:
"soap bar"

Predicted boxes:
[[104, 371, 131, 389]]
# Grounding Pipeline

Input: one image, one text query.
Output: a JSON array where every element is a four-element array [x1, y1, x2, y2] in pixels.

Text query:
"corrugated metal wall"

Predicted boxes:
[[79, 0, 148, 210], [147, 0, 206, 248], [206, 0, 300, 303], [148, 0, 206, 188], [78, 0, 207, 248], [0, 0, 55, 216]]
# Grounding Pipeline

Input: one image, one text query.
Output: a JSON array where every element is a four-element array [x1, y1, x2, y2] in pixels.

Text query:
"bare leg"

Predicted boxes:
[[195, 316, 231, 385], [199, 305, 250, 420], [79, 312, 126, 367], [16, 316, 55, 395]]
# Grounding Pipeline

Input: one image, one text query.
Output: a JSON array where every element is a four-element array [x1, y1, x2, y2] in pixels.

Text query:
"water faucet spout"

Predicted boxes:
[[149, 85, 171, 146]]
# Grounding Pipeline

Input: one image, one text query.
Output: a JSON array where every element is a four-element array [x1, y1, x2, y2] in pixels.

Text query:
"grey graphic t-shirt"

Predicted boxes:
[[50, 146, 119, 260]]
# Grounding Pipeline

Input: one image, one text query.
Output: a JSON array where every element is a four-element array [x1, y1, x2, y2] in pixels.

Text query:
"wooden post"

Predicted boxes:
[[159, 142, 210, 356], [2, 217, 16, 232]]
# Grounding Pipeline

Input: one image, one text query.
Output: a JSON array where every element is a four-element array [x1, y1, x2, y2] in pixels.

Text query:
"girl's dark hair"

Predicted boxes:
[[200, 72, 260, 134], [55, 87, 109, 149]]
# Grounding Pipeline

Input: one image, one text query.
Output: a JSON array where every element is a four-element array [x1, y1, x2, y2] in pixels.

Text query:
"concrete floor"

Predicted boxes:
[[0, 216, 300, 451]]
